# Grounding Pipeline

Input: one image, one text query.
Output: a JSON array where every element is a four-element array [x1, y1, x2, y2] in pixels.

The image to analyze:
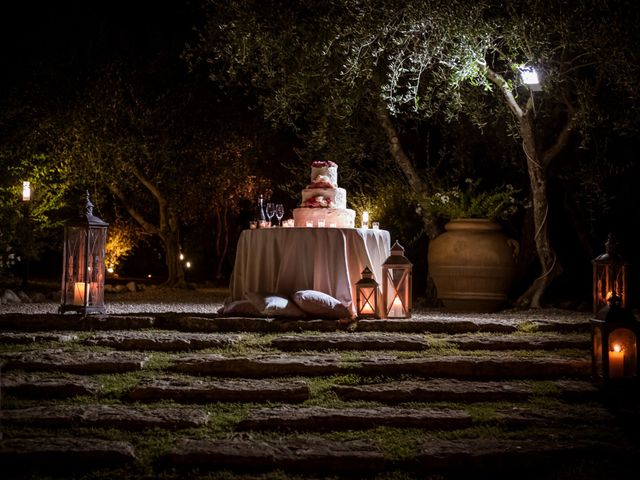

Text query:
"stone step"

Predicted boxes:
[[0, 314, 155, 331], [170, 353, 590, 379], [156, 315, 339, 332], [270, 332, 589, 352], [238, 406, 472, 431], [128, 376, 310, 403], [0, 437, 136, 470], [160, 436, 606, 475], [84, 331, 242, 351], [1, 349, 150, 374], [0, 404, 209, 430], [0, 372, 101, 398], [0, 332, 79, 344], [332, 379, 598, 403], [492, 404, 616, 428]]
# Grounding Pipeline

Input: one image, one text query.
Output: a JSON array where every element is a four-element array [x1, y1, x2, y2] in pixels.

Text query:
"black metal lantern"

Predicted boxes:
[[355, 266, 379, 319], [593, 233, 628, 315], [591, 296, 639, 384], [59, 192, 108, 315], [382, 241, 413, 319]]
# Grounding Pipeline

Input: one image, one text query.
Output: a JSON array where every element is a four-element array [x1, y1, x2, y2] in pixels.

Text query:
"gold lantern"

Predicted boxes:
[[355, 266, 379, 319], [59, 192, 108, 315], [382, 241, 412, 319], [591, 295, 639, 384], [593, 233, 628, 315]]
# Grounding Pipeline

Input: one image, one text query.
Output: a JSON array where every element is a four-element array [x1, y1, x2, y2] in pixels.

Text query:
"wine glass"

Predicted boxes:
[[266, 203, 275, 226], [275, 204, 285, 226]]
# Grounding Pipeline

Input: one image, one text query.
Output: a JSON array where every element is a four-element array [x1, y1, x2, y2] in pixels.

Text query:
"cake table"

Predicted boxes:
[[229, 227, 391, 316]]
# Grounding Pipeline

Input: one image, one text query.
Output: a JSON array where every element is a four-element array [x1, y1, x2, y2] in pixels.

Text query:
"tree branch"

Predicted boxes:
[[108, 182, 160, 235], [542, 118, 573, 169], [484, 67, 524, 119]]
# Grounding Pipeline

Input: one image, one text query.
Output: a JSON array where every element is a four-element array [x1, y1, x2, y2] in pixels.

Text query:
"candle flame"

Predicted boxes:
[[612, 344, 623, 353]]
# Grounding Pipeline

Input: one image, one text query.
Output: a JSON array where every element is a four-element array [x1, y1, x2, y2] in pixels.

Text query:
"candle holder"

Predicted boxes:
[[59, 192, 108, 315], [381, 241, 413, 319], [591, 295, 639, 385], [355, 266, 379, 319]]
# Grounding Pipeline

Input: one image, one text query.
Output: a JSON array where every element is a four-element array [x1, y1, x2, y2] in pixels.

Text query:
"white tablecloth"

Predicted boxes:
[[229, 227, 391, 315]]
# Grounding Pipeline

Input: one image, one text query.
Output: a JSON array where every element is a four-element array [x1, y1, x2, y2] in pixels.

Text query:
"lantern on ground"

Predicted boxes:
[[355, 266, 379, 319], [593, 233, 628, 315], [591, 295, 639, 384], [382, 241, 413, 319], [59, 192, 108, 315]]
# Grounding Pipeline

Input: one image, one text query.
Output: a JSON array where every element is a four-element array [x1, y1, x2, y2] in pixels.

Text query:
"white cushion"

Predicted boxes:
[[292, 290, 351, 319], [245, 292, 306, 318]]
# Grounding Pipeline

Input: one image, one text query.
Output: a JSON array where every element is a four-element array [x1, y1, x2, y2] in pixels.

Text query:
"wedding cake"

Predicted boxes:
[[293, 161, 356, 227]]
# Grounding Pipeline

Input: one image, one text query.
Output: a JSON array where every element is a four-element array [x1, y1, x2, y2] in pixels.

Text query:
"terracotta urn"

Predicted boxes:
[[427, 218, 519, 312]]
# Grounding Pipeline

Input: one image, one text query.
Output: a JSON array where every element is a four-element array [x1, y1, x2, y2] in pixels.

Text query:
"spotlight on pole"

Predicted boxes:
[[518, 66, 542, 91]]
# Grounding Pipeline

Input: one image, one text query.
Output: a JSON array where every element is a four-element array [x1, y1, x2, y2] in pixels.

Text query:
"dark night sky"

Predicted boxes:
[[1, 0, 197, 95]]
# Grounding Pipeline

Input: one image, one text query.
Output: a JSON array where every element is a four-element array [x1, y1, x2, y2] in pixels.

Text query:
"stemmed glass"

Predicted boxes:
[[266, 203, 275, 226], [275, 204, 285, 226]]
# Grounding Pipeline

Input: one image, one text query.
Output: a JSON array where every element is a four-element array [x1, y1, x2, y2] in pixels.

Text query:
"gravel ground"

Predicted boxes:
[[0, 287, 228, 315], [0, 285, 594, 324]]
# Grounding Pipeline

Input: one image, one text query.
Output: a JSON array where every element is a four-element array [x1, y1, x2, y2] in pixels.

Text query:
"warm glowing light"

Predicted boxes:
[[179, 253, 184, 261], [361, 211, 369, 229], [73, 282, 86, 305], [147, 274, 152, 278], [388, 295, 404, 317], [22, 181, 31, 202], [609, 344, 625, 378], [361, 302, 374, 314], [185, 261, 191, 269], [107, 267, 114, 274]]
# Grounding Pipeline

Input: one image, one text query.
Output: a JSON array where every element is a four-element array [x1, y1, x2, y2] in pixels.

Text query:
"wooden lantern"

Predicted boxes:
[[382, 241, 412, 319], [355, 266, 379, 319], [59, 192, 108, 315], [593, 233, 628, 315]]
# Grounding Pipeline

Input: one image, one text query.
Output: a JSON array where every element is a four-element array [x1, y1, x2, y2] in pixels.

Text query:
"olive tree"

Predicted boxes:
[[188, 0, 640, 307]]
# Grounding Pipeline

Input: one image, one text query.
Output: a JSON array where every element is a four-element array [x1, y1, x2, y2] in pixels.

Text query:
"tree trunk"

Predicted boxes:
[[162, 229, 186, 288], [514, 113, 562, 308], [215, 205, 230, 280], [376, 106, 441, 305]]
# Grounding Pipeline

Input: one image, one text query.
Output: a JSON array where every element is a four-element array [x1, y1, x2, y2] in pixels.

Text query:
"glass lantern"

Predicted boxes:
[[355, 266, 379, 319], [382, 241, 413, 319], [59, 192, 108, 315], [593, 233, 628, 315], [591, 296, 639, 384]]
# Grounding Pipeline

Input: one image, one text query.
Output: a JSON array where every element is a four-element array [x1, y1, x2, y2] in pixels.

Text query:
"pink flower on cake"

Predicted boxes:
[[302, 195, 335, 208], [311, 160, 337, 168]]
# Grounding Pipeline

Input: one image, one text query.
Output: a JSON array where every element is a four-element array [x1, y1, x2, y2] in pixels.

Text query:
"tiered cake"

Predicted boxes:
[[293, 161, 356, 228]]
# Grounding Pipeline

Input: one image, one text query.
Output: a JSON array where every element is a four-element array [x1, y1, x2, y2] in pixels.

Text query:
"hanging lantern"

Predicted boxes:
[[355, 266, 379, 319], [59, 192, 108, 315], [593, 233, 628, 315], [382, 241, 413, 319], [591, 295, 639, 384]]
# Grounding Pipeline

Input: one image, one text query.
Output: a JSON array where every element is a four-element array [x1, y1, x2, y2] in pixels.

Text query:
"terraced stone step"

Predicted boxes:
[[0, 314, 155, 331], [170, 353, 590, 379], [271, 332, 589, 352], [0, 437, 136, 469], [0, 332, 79, 344], [128, 377, 310, 403], [0, 405, 209, 430], [0, 372, 100, 398], [84, 331, 242, 351], [157, 315, 339, 332], [1, 349, 150, 374], [332, 379, 598, 403], [160, 436, 607, 475], [238, 406, 472, 431]]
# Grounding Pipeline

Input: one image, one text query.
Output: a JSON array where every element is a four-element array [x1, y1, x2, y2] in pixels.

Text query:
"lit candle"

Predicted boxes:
[[609, 344, 625, 378], [361, 211, 369, 229], [73, 282, 86, 305], [318, 218, 326, 228], [306, 221, 313, 228], [361, 302, 374, 314], [388, 295, 404, 317], [329, 222, 337, 228], [372, 222, 379, 230]]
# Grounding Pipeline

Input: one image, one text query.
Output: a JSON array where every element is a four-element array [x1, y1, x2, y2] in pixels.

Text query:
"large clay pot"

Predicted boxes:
[[427, 218, 518, 312]]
